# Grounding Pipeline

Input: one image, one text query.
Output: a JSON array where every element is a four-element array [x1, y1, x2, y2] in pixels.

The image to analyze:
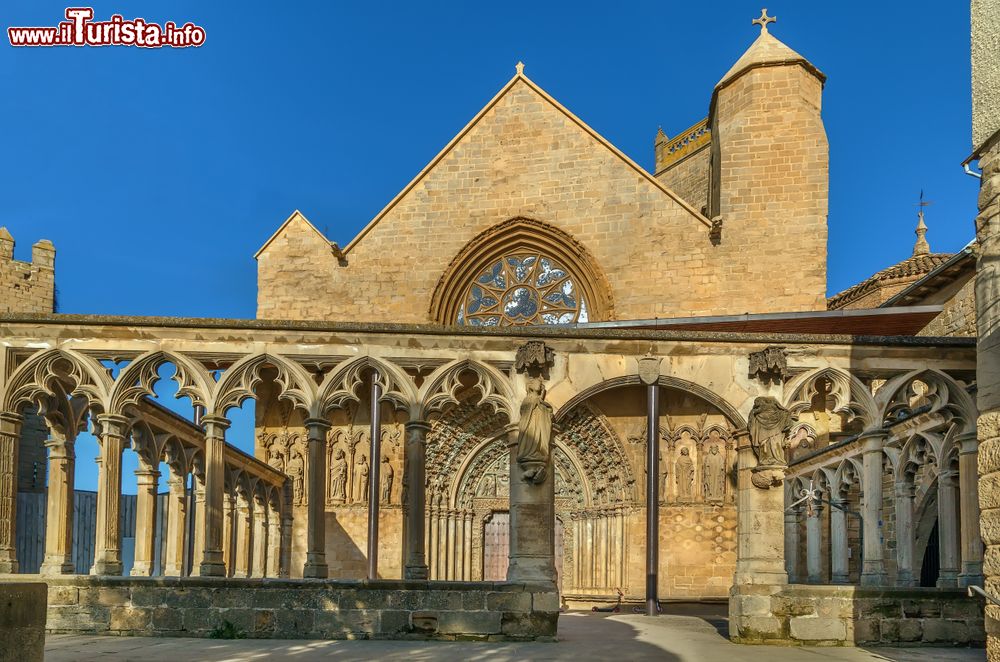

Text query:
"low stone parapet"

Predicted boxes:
[[0, 582, 46, 662], [730, 583, 985, 646], [0, 576, 558, 641]]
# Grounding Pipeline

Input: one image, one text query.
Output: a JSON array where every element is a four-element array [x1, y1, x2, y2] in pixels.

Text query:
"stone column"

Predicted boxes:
[[830, 499, 849, 584], [163, 474, 187, 576], [957, 432, 984, 587], [92, 414, 128, 575], [403, 420, 430, 580], [506, 423, 557, 584], [894, 481, 916, 587], [303, 418, 329, 579], [191, 478, 206, 575], [805, 502, 823, 583], [936, 468, 961, 588], [233, 493, 251, 578], [130, 464, 160, 576], [859, 432, 888, 586], [267, 503, 282, 577], [732, 430, 788, 585], [40, 436, 75, 575], [0, 412, 22, 573], [280, 510, 293, 578], [783, 493, 800, 582], [198, 415, 229, 577], [222, 491, 236, 577], [252, 496, 268, 578]]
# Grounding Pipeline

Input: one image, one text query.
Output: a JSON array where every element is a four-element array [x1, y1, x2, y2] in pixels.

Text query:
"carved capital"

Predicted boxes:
[[748, 346, 788, 384], [637, 355, 662, 386]]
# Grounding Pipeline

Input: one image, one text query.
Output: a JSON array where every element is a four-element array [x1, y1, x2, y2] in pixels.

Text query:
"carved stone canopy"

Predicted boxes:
[[515, 341, 554, 379], [748, 346, 788, 384]]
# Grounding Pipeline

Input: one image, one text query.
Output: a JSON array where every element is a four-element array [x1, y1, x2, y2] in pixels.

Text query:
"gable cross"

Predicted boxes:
[[752, 8, 776, 34]]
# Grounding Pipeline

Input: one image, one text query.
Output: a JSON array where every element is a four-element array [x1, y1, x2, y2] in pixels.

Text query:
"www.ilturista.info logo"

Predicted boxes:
[[8, 8, 205, 48]]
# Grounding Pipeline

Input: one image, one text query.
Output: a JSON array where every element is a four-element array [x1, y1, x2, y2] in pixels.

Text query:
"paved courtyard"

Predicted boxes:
[[45, 607, 986, 661]]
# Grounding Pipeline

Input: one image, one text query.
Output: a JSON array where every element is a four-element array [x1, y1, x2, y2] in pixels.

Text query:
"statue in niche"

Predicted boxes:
[[380, 455, 394, 504], [748, 396, 793, 467], [675, 447, 695, 499], [703, 444, 726, 500], [477, 475, 497, 497], [355, 454, 370, 502], [329, 448, 348, 502], [267, 445, 285, 475], [515, 375, 554, 484], [286, 450, 304, 505]]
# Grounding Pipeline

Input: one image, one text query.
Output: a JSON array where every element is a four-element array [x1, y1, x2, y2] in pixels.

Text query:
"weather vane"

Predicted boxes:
[[752, 8, 776, 34]]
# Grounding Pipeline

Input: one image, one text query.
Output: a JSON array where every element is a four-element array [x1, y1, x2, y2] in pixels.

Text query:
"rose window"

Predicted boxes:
[[457, 253, 589, 326]]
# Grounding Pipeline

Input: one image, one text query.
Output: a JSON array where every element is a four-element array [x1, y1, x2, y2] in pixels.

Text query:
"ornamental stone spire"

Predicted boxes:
[[913, 210, 930, 256]]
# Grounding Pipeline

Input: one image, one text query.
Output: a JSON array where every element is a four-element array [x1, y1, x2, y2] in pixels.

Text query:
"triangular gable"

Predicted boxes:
[[341, 67, 713, 255], [254, 209, 330, 260]]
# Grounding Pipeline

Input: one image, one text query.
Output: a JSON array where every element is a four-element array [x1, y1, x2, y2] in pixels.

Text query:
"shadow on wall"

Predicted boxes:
[[325, 510, 367, 578]]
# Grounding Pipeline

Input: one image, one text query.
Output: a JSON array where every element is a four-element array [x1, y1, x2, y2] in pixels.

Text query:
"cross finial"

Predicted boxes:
[[515, 61, 525, 75], [752, 8, 776, 34]]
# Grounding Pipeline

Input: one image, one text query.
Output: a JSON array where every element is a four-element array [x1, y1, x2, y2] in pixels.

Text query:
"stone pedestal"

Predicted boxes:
[[732, 431, 787, 586], [506, 426, 556, 586]]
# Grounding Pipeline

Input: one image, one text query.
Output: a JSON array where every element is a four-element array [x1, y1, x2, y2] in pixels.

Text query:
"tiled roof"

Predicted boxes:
[[828, 253, 953, 310]]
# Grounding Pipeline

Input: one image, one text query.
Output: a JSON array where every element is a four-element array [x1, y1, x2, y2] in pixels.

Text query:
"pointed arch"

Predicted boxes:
[[784, 367, 877, 430], [108, 350, 213, 416], [211, 352, 317, 417], [318, 355, 416, 415], [430, 217, 615, 325], [3, 347, 113, 414], [416, 358, 515, 421], [876, 368, 976, 434]]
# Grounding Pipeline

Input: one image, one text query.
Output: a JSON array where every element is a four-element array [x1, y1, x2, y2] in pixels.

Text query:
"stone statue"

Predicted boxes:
[[703, 444, 726, 500], [748, 396, 793, 467], [329, 448, 347, 502], [515, 376, 554, 484], [356, 454, 370, 502], [267, 446, 285, 475], [286, 451, 304, 505], [675, 447, 694, 499], [380, 455, 394, 503]]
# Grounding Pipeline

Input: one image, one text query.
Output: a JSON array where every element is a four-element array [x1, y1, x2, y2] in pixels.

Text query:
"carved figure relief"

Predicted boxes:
[[515, 375, 553, 484], [748, 396, 793, 467], [380, 455, 394, 504], [675, 447, 695, 499], [329, 448, 348, 502], [703, 444, 726, 500], [286, 450, 305, 505], [355, 454, 370, 502]]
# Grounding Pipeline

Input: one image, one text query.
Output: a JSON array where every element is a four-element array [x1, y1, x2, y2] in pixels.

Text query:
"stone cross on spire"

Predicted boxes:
[[913, 191, 932, 256], [752, 8, 776, 34]]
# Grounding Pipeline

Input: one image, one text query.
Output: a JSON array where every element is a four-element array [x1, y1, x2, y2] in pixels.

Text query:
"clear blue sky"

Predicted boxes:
[[2, 1, 978, 492]]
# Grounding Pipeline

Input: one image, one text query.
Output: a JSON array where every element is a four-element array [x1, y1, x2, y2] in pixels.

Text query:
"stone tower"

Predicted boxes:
[[0, 227, 55, 314], [708, 13, 829, 311]]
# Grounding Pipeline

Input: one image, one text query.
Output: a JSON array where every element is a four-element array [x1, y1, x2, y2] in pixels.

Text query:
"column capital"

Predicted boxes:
[[96, 413, 130, 437], [134, 468, 160, 481], [304, 417, 332, 431], [200, 414, 230, 430], [859, 429, 887, 451], [957, 431, 979, 454], [894, 481, 916, 499], [0, 411, 23, 429], [404, 419, 432, 433]]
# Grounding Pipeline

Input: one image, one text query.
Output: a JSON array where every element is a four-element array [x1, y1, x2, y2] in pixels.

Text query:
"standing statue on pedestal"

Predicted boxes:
[[703, 444, 726, 500], [286, 450, 304, 505], [329, 448, 347, 502], [356, 454, 370, 502], [380, 455, 394, 504], [516, 375, 554, 484], [747, 396, 793, 488], [675, 447, 695, 499]]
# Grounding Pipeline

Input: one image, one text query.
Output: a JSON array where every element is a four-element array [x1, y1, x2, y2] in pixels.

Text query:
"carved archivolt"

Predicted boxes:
[[429, 217, 615, 325]]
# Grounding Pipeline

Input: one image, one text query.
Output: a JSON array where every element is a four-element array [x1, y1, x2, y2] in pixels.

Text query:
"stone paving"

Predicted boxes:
[[45, 608, 987, 661]]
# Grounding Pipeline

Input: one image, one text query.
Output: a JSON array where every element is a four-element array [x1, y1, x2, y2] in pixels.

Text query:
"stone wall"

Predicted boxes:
[[0, 230, 54, 315], [0, 582, 46, 661], [919, 276, 977, 337], [655, 146, 710, 213], [258, 73, 828, 323], [730, 584, 984, 646], [2, 575, 559, 641]]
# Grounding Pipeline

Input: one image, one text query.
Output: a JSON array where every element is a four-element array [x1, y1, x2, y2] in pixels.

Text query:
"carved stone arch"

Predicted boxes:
[[876, 368, 976, 434], [784, 367, 877, 430], [416, 358, 515, 422], [318, 355, 416, 415], [3, 347, 113, 415], [127, 417, 162, 468], [895, 433, 939, 484], [555, 402, 637, 504], [108, 350, 213, 416], [553, 375, 747, 430], [161, 435, 188, 476], [211, 352, 316, 418], [429, 216, 615, 325], [831, 457, 862, 500]]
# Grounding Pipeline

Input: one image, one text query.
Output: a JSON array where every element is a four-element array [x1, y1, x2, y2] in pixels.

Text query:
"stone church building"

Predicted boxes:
[[0, 12, 989, 647]]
